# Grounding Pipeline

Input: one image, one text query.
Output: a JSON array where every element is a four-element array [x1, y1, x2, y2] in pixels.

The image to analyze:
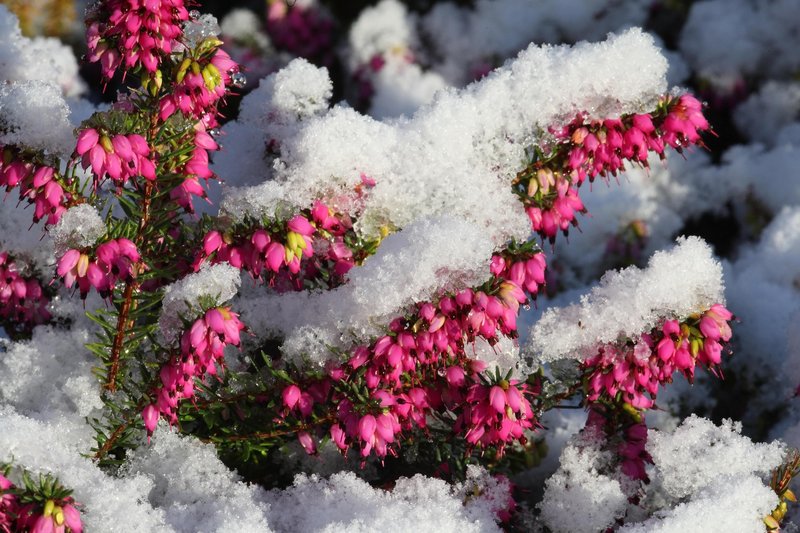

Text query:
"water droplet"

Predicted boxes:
[[209, 128, 221, 138], [437, 367, 446, 377], [523, 304, 531, 311], [189, 9, 200, 20], [231, 72, 247, 89]]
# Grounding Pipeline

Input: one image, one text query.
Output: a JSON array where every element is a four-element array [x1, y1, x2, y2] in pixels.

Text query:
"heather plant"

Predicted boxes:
[[1, 0, 799, 531], [0, 465, 82, 533]]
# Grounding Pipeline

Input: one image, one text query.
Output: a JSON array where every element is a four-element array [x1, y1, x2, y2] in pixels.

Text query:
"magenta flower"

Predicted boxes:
[[86, 0, 188, 79], [150, 307, 245, 428], [77, 129, 155, 187], [297, 431, 317, 455], [282, 384, 302, 409]]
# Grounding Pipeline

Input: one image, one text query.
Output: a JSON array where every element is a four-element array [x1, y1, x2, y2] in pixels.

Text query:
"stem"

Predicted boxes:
[[93, 417, 132, 461], [202, 414, 337, 444], [104, 282, 135, 392], [103, 165, 156, 391]]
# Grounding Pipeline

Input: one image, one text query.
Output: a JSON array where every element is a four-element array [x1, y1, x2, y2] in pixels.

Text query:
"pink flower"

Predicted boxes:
[[298, 431, 316, 455], [282, 384, 302, 409], [159, 48, 240, 123], [78, 130, 155, 187], [142, 404, 159, 437], [86, 0, 188, 79], [151, 306, 245, 426], [62, 505, 82, 533]]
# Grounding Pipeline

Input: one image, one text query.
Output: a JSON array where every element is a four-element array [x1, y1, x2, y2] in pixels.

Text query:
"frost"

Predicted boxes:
[[0, 81, 75, 157], [240, 217, 495, 364], [647, 415, 785, 499], [264, 471, 500, 532], [539, 433, 628, 533], [0, 6, 86, 97], [421, 0, 651, 85], [125, 428, 272, 532], [182, 14, 221, 49], [159, 264, 242, 344], [0, 407, 172, 532], [219, 27, 668, 241], [50, 204, 106, 255], [527, 237, 724, 363], [620, 475, 777, 533]]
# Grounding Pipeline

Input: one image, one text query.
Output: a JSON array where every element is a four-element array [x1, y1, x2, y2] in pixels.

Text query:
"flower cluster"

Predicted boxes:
[[558, 94, 711, 183], [0, 468, 82, 533], [196, 202, 356, 289], [0, 471, 14, 533], [456, 378, 537, 450], [278, 269, 539, 460], [143, 307, 245, 432], [524, 187, 586, 244], [86, 0, 189, 79], [76, 129, 155, 187], [159, 48, 241, 126], [518, 94, 711, 242], [170, 125, 218, 212], [0, 148, 68, 225], [57, 238, 140, 298], [266, 0, 335, 64], [490, 252, 547, 300], [581, 304, 734, 409], [0, 252, 51, 336]]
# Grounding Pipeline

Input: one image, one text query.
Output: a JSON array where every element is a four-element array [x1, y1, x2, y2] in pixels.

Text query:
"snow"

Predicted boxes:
[[50, 204, 106, 256], [124, 428, 272, 533], [218, 27, 668, 241], [2, 1, 800, 531], [265, 470, 501, 533], [240, 216, 495, 365], [646, 415, 784, 499], [347, 0, 418, 68], [0, 407, 171, 532], [0, 326, 102, 421], [182, 14, 221, 49], [224, 27, 669, 367], [421, 0, 651, 86], [0, 81, 75, 157], [159, 264, 242, 344], [0, 5, 86, 98], [539, 430, 628, 533], [619, 475, 777, 533], [527, 237, 725, 363]]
